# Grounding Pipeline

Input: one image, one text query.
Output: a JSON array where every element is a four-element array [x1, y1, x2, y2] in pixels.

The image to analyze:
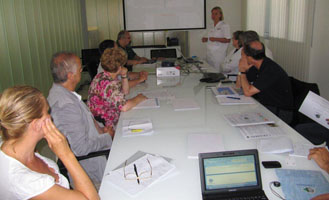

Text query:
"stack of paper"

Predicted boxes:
[[187, 133, 225, 159], [133, 98, 160, 109], [211, 86, 255, 105], [105, 154, 176, 197], [172, 98, 200, 111], [122, 118, 154, 137], [239, 124, 286, 140], [224, 112, 275, 127]]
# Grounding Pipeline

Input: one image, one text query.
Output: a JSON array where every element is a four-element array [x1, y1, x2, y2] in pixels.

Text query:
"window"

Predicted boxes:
[[246, 0, 307, 42]]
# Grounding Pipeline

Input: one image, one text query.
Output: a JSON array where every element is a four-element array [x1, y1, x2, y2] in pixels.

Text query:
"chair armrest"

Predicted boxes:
[[76, 149, 110, 161], [57, 149, 110, 173]]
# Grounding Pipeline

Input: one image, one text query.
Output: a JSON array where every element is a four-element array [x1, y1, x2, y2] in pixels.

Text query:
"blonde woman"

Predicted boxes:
[[202, 6, 231, 72], [0, 86, 99, 200], [88, 48, 147, 129]]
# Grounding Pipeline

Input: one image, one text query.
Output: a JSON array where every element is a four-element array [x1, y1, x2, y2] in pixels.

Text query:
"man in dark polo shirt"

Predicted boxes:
[[117, 30, 148, 71], [237, 41, 293, 123]]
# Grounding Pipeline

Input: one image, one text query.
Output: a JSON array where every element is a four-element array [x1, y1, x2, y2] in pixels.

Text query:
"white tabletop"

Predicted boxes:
[[99, 74, 329, 200]]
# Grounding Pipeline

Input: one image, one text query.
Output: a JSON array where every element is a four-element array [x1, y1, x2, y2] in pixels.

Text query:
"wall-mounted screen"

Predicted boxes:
[[123, 0, 206, 32]]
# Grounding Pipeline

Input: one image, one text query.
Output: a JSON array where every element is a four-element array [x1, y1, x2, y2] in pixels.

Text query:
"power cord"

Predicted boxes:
[[269, 181, 286, 200]]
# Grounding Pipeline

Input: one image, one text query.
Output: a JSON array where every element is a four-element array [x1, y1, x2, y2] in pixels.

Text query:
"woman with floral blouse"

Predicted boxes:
[[88, 48, 147, 132]]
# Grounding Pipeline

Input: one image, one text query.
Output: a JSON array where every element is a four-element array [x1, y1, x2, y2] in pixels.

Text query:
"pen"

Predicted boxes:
[[130, 129, 144, 133], [226, 96, 241, 100], [133, 164, 140, 184]]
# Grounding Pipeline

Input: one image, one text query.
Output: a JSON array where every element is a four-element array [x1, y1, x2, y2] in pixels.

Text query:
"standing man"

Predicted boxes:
[[237, 41, 293, 123], [202, 6, 231, 72], [117, 30, 148, 71], [48, 52, 113, 187]]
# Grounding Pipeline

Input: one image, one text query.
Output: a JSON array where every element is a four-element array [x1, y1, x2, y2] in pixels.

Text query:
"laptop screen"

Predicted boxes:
[[203, 154, 258, 191]]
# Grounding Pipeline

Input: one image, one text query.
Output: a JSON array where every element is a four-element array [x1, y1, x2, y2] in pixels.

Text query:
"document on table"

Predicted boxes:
[[211, 86, 238, 96], [133, 98, 160, 109], [289, 142, 327, 158], [104, 154, 176, 197], [224, 112, 275, 127], [142, 89, 175, 100], [299, 91, 329, 129], [122, 118, 154, 137], [276, 169, 329, 200], [187, 133, 225, 159], [258, 137, 293, 154], [172, 98, 200, 111], [239, 124, 286, 140], [216, 95, 256, 105]]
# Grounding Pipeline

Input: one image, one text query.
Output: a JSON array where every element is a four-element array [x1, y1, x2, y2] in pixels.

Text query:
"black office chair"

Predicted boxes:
[[57, 148, 110, 187], [81, 48, 101, 80], [273, 76, 320, 126]]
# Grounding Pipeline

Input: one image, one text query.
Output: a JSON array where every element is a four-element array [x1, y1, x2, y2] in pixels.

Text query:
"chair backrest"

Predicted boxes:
[[289, 76, 320, 124], [81, 48, 101, 80], [289, 77, 320, 109]]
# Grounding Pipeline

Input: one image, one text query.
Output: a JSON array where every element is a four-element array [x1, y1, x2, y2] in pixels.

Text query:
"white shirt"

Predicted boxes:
[[0, 149, 69, 200], [206, 21, 231, 71], [222, 48, 242, 75]]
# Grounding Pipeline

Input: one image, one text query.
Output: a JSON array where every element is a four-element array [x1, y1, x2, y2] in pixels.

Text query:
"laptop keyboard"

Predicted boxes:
[[205, 191, 268, 200]]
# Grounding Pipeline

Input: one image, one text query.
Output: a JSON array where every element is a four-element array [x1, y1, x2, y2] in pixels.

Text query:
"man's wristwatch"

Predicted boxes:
[[121, 74, 128, 79], [238, 71, 247, 75]]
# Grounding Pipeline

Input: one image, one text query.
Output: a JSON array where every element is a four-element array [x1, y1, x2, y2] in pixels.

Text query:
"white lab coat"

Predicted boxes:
[[221, 48, 242, 81], [206, 21, 231, 72]]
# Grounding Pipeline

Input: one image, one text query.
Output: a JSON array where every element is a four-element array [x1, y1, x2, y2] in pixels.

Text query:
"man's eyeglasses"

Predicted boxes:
[[124, 158, 152, 184]]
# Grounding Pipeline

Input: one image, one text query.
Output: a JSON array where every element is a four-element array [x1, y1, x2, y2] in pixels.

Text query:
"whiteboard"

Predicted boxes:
[[123, 0, 206, 31]]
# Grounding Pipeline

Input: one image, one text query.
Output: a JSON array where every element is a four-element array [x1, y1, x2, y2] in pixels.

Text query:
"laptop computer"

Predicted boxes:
[[199, 149, 268, 200]]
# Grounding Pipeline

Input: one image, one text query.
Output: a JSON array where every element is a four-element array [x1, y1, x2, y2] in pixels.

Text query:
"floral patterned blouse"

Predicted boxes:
[[88, 71, 126, 127]]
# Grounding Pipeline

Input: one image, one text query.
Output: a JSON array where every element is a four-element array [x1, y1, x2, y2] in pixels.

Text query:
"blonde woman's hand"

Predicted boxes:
[[42, 118, 72, 159]]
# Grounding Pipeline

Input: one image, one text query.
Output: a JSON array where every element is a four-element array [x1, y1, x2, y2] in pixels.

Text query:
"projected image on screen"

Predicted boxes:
[[123, 0, 206, 31], [203, 155, 258, 190]]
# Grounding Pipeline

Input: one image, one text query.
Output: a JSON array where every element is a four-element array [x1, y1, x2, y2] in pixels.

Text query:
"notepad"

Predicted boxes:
[[239, 124, 286, 140], [187, 133, 225, 159], [172, 98, 200, 111], [216, 95, 256, 105], [122, 118, 154, 137], [133, 98, 160, 109], [224, 112, 275, 127]]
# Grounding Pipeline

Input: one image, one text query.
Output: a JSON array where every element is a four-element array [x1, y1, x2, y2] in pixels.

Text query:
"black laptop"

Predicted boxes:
[[199, 149, 268, 200]]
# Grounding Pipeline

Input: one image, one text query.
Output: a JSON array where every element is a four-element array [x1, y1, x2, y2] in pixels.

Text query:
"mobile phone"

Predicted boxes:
[[262, 161, 282, 168]]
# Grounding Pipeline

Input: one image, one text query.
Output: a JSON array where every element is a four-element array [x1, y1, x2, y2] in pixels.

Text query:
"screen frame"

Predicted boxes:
[[123, 0, 207, 32], [199, 149, 263, 196]]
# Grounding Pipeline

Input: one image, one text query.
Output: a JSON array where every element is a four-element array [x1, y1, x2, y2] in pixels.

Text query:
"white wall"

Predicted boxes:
[[188, 0, 242, 58], [308, 0, 329, 100]]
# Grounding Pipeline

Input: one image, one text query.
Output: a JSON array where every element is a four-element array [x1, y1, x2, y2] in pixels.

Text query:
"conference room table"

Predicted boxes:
[[98, 65, 329, 199]]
